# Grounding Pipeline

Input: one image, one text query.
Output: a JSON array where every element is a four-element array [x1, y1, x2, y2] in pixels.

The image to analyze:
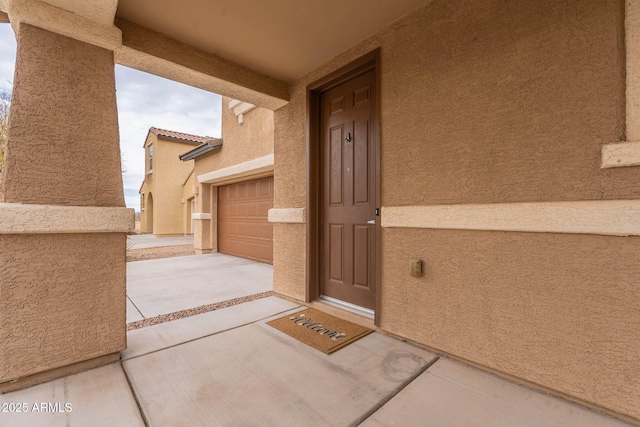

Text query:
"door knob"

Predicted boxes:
[[367, 219, 375, 224]]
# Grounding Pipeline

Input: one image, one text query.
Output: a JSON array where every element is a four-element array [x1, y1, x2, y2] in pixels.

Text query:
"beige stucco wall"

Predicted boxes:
[[0, 24, 127, 387], [193, 97, 274, 178], [272, 0, 640, 421], [139, 133, 195, 235], [155, 138, 194, 235], [139, 134, 156, 233], [273, 223, 306, 301], [139, 177, 152, 233], [271, 88, 308, 294], [381, 227, 640, 419], [0, 233, 126, 382], [182, 169, 195, 235], [380, 2, 632, 205], [193, 183, 214, 253]]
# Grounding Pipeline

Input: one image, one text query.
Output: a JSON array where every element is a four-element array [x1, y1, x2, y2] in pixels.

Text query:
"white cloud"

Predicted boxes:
[[0, 24, 16, 89], [116, 65, 222, 212], [0, 26, 221, 213]]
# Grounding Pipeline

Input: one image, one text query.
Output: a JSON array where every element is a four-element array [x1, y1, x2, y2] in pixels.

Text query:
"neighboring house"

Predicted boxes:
[[179, 97, 274, 264], [4, 1, 640, 423], [139, 127, 218, 236]]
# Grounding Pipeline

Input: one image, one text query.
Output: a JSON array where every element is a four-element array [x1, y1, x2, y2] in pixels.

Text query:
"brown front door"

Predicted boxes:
[[320, 69, 377, 310]]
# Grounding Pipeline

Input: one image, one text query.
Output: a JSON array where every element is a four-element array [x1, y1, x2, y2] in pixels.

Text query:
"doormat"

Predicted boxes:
[[266, 308, 373, 355]]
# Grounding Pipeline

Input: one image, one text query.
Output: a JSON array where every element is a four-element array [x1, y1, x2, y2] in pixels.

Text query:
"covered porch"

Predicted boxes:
[[1, 0, 639, 424]]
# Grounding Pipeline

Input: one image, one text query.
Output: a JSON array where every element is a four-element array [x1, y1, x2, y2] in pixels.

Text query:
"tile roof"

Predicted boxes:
[[148, 127, 216, 145]]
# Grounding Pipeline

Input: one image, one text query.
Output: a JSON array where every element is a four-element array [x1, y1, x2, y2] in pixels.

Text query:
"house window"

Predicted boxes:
[[140, 193, 145, 210], [148, 145, 154, 172]]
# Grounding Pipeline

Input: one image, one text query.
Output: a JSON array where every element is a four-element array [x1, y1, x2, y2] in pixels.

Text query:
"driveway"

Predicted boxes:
[[126, 253, 273, 321], [126, 234, 194, 249]]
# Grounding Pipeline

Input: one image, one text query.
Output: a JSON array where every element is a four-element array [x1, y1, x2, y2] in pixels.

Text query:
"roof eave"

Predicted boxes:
[[179, 141, 223, 161]]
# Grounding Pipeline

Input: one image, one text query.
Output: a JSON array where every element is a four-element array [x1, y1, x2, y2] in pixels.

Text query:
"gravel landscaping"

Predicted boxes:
[[127, 291, 274, 330], [127, 244, 195, 262]]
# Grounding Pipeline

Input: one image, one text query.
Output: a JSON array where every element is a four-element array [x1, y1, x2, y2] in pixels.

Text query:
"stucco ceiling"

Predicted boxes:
[[115, 0, 432, 82]]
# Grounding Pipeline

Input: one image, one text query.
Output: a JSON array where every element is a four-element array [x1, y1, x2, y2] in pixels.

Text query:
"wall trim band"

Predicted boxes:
[[381, 200, 640, 236], [268, 208, 306, 223], [0, 203, 134, 234], [197, 154, 274, 185], [192, 212, 212, 220], [601, 141, 640, 168]]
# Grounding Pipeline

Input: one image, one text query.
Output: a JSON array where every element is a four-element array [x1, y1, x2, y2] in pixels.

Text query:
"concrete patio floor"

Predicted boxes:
[[126, 253, 273, 321], [1, 296, 634, 427]]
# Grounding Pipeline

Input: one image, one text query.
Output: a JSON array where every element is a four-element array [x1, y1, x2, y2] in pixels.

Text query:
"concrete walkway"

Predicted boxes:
[[127, 234, 194, 249], [1, 296, 634, 427], [126, 253, 273, 321]]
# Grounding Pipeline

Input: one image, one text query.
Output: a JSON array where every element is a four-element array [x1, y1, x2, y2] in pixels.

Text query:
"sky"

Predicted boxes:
[[0, 23, 222, 212]]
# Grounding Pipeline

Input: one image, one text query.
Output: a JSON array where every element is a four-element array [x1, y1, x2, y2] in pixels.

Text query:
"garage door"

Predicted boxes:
[[218, 176, 273, 264]]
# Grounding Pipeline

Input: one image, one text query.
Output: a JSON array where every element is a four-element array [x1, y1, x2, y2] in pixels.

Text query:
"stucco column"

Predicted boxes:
[[0, 23, 132, 392], [193, 183, 214, 254]]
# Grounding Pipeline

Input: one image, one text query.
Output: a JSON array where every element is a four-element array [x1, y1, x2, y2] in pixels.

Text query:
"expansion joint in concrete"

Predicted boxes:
[[354, 356, 440, 426]]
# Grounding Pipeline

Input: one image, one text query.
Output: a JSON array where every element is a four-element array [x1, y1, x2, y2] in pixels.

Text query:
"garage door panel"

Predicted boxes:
[[218, 176, 274, 264], [259, 180, 271, 196], [254, 245, 271, 263], [220, 185, 230, 201], [257, 223, 272, 239], [258, 201, 271, 217], [247, 182, 257, 197]]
